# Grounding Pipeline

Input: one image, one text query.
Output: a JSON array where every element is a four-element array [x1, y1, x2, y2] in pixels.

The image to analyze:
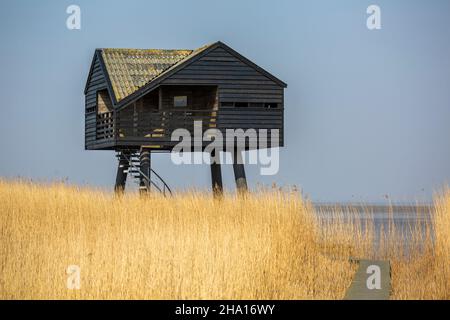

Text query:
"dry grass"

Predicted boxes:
[[388, 192, 450, 299], [0, 179, 448, 299]]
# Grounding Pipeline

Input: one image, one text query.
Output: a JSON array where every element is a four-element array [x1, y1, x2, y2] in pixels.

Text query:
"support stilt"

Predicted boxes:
[[139, 147, 151, 194], [114, 151, 129, 194], [232, 149, 248, 194], [210, 150, 223, 197]]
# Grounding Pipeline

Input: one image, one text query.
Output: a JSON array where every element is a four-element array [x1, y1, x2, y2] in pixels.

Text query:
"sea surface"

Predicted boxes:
[[313, 203, 434, 253]]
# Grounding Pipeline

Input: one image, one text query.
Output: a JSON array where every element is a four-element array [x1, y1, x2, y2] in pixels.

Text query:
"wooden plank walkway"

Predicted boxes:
[[344, 260, 391, 300]]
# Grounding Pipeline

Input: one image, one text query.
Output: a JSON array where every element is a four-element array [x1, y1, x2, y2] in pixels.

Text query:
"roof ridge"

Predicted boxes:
[[99, 42, 217, 52], [101, 48, 193, 52]]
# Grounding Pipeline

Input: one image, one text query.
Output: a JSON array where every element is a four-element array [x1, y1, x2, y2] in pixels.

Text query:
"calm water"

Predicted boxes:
[[314, 204, 434, 253]]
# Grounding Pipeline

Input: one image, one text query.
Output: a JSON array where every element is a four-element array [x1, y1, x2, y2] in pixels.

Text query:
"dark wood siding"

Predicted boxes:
[[161, 47, 284, 104], [159, 86, 218, 110], [85, 54, 108, 149], [218, 107, 284, 147], [85, 45, 285, 150]]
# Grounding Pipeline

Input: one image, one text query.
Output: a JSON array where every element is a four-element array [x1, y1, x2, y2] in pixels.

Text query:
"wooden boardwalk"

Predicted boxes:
[[344, 260, 391, 300]]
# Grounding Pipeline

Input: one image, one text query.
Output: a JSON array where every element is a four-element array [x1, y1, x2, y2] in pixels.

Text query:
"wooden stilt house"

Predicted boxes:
[[84, 41, 287, 194]]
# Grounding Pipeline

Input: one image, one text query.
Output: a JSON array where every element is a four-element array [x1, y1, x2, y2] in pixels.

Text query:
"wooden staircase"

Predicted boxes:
[[116, 150, 172, 196]]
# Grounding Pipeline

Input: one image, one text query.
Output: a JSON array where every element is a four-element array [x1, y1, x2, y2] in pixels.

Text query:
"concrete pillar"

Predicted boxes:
[[139, 148, 151, 194], [114, 152, 129, 194], [232, 149, 248, 194]]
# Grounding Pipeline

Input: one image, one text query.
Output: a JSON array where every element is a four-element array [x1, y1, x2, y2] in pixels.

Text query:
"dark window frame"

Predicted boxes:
[[174, 95, 188, 108]]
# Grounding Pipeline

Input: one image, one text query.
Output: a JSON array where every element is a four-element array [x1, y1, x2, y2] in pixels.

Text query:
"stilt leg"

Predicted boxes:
[[210, 150, 223, 197], [233, 149, 248, 194], [115, 151, 129, 194], [139, 148, 151, 194]]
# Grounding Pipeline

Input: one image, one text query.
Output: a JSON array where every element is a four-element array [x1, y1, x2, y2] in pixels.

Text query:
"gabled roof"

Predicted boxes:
[[100, 44, 214, 102], [102, 48, 192, 102], [85, 41, 287, 108]]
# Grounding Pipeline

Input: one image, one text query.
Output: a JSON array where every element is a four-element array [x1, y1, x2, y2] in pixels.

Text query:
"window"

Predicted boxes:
[[249, 103, 264, 108], [86, 106, 96, 114], [220, 102, 279, 108], [174, 96, 187, 107], [264, 103, 278, 109]]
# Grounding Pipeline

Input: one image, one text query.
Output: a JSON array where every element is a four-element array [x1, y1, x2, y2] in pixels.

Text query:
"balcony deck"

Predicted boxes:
[[89, 108, 283, 151]]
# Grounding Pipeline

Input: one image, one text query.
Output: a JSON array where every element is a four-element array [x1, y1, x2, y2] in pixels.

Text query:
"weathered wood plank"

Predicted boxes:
[[344, 260, 391, 300]]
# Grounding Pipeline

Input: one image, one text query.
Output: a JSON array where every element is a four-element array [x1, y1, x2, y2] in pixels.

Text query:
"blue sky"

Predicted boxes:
[[1, 0, 449, 202]]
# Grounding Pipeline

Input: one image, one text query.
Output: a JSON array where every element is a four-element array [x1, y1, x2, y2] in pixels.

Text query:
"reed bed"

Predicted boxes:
[[0, 180, 448, 299]]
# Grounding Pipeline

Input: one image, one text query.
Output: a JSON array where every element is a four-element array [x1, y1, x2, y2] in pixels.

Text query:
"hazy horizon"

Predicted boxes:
[[1, 0, 450, 203]]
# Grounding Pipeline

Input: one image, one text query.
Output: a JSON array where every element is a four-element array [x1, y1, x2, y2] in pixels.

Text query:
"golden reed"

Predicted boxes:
[[0, 180, 448, 299]]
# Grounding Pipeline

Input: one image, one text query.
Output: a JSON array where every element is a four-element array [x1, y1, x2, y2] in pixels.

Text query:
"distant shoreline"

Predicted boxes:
[[313, 203, 433, 214]]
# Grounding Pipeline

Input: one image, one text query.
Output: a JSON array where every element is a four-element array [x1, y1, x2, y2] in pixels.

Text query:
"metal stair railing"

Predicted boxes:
[[118, 151, 172, 197]]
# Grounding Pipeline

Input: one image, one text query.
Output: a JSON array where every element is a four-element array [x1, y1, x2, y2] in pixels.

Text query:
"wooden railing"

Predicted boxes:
[[96, 112, 115, 140], [95, 108, 283, 146], [116, 109, 218, 139]]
